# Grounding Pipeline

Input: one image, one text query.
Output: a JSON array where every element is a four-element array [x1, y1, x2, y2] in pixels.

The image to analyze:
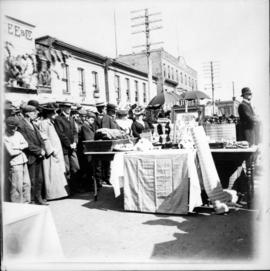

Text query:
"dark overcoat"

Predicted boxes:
[[131, 120, 150, 138], [17, 118, 45, 165], [54, 113, 77, 155], [238, 100, 256, 145]]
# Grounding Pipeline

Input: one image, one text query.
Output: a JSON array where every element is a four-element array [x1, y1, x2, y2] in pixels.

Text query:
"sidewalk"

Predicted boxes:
[[48, 186, 259, 263]]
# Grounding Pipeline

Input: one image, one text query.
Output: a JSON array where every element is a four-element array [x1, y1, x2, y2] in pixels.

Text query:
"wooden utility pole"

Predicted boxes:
[[130, 8, 163, 102], [203, 61, 221, 115]]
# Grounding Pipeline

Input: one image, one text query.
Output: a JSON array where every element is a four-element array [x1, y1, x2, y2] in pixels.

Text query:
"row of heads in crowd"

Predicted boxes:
[[4, 100, 170, 128], [4, 100, 147, 119]]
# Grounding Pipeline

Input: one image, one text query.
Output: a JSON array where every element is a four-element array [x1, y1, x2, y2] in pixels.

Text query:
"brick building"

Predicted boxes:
[[117, 48, 198, 95]]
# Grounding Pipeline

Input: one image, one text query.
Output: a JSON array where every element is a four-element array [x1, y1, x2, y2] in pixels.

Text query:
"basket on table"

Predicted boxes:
[[83, 138, 132, 153]]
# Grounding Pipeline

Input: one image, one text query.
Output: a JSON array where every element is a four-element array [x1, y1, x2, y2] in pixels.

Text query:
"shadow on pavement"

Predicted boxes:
[[143, 208, 255, 261], [74, 186, 125, 212]]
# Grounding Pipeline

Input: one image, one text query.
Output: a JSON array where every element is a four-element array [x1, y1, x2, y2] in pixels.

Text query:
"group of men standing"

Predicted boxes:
[[4, 99, 129, 205]]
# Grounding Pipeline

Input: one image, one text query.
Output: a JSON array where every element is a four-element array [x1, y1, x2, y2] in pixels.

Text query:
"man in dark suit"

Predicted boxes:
[[101, 103, 121, 130], [238, 87, 257, 146], [17, 105, 48, 205], [54, 102, 80, 194]]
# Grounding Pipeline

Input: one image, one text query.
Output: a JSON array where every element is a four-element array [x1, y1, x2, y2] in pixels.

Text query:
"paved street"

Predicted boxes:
[[48, 185, 259, 263]]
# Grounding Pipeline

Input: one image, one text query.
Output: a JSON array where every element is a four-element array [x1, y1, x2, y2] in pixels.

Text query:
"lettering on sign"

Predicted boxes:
[[8, 23, 33, 41]]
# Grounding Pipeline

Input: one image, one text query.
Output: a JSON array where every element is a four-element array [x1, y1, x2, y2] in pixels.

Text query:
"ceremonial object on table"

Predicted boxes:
[[191, 126, 238, 212]]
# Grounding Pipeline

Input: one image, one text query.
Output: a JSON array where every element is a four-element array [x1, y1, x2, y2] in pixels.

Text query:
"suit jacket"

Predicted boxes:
[[17, 118, 45, 165], [54, 113, 77, 155], [80, 122, 96, 141], [101, 114, 121, 130], [238, 100, 256, 129], [238, 100, 256, 144]]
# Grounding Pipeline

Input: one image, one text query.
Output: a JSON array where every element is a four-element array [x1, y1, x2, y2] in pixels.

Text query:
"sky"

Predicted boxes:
[[1, 0, 269, 116]]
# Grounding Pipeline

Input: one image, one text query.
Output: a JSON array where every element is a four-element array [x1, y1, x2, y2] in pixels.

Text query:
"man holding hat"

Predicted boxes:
[[238, 87, 257, 146], [17, 104, 47, 205], [4, 116, 31, 203]]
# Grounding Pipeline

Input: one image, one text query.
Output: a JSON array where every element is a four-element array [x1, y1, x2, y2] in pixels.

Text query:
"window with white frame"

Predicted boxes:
[[176, 70, 178, 82], [168, 65, 170, 79], [92, 71, 99, 91], [62, 63, 70, 94], [184, 74, 187, 85], [143, 82, 147, 103], [115, 75, 121, 103], [171, 67, 174, 80], [163, 63, 166, 78], [134, 80, 139, 102], [180, 72, 183, 83], [125, 78, 130, 102], [77, 68, 85, 95]]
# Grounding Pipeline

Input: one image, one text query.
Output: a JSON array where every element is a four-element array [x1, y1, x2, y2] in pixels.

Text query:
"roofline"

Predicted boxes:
[[5, 15, 35, 28], [35, 35, 157, 80], [111, 59, 158, 80], [35, 35, 107, 62]]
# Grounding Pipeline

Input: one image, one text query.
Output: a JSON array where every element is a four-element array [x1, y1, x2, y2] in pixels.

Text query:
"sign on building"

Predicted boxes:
[[3, 15, 37, 89]]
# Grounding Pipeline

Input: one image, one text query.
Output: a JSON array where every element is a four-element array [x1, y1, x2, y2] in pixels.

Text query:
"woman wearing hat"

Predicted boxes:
[[116, 108, 132, 135], [131, 107, 151, 139], [37, 103, 69, 200]]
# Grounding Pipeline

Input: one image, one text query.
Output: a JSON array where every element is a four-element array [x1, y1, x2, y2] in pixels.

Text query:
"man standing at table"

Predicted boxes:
[[238, 87, 257, 146], [54, 102, 80, 194]]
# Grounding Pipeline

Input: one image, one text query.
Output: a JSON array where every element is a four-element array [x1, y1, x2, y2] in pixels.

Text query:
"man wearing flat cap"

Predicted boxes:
[[17, 104, 47, 205], [238, 87, 257, 146], [54, 101, 81, 194]]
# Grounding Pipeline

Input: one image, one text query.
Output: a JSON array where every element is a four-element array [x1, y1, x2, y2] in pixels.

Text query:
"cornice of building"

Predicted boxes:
[[35, 35, 158, 80]]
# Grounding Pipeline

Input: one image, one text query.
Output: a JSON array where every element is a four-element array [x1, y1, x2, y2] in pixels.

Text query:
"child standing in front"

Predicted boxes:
[[4, 116, 31, 203]]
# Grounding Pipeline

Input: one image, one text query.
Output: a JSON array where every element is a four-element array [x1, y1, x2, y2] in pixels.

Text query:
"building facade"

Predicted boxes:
[[117, 48, 198, 95], [3, 16, 157, 107]]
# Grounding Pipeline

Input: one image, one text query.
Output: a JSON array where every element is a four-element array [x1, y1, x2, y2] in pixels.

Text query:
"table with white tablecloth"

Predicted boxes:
[[2, 202, 64, 264], [110, 149, 202, 215]]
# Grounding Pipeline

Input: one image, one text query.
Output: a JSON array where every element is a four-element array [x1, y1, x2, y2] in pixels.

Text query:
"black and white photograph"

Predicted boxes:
[[0, 0, 269, 270]]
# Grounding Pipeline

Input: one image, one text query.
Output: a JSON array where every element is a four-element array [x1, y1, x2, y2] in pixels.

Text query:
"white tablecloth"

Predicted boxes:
[[2, 202, 64, 263], [110, 149, 202, 214]]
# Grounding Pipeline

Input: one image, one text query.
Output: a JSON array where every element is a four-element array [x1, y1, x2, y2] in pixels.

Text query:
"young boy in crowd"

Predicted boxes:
[[4, 116, 31, 203]]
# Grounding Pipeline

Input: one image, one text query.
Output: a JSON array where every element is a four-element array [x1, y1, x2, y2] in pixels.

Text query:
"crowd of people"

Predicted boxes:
[[4, 99, 165, 205]]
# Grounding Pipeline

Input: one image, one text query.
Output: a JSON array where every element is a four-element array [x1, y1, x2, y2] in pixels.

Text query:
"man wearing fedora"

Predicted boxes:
[[238, 87, 257, 146], [54, 102, 81, 194], [17, 104, 47, 205]]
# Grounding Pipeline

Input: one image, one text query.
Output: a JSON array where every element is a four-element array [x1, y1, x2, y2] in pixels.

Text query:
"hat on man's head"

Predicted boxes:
[[21, 104, 37, 113], [78, 109, 87, 116], [241, 87, 252, 97], [41, 103, 58, 113], [106, 103, 117, 112], [5, 116, 19, 127], [59, 101, 72, 107], [95, 101, 106, 107], [28, 100, 40, 109], [86, 110, 96, 119], [117, 109, 128, 116]]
